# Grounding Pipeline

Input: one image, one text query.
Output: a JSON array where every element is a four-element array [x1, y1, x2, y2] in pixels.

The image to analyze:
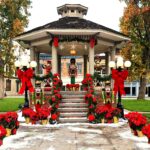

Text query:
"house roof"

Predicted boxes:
[[18, 17, 127, 38]]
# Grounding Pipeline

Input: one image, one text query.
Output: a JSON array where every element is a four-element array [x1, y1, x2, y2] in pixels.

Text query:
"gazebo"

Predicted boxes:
[[14, 4, 129, 77]]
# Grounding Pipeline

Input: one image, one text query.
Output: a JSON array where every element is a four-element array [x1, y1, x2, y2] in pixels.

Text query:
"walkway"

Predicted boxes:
[[0, 122, 150, 150]]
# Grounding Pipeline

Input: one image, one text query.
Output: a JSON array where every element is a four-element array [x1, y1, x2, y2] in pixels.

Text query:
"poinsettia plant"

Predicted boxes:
[[2, 112, 18, 129], [82, 74, 94, 93], [38, 107, 51, 120], [22, 108, 33, 118], [125, 112, 147, 130], [142, 124, 150, 143], [0, 126, 6, 146]]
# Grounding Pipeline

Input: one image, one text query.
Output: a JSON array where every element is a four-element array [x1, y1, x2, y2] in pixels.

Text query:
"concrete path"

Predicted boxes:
[[0, 123, 150, 150]]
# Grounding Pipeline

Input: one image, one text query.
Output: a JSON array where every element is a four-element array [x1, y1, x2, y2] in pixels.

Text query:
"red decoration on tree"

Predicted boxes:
[[112, 69, 128, 96], [17, 68, 34, 94], [90, 38, 95, 48], [53, 37, 59, 47]]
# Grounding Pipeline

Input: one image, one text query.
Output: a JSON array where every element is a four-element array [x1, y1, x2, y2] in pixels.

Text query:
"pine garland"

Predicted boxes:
[[93, 73, 111, 81], [34, 72, 53, 81]]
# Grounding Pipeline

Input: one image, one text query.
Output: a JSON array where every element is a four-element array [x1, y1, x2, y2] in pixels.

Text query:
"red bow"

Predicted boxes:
[[53, 37, 59, 47], [90, 38, 95, 48], [112, 69, 128, 96], [17, 68, 34, 94]]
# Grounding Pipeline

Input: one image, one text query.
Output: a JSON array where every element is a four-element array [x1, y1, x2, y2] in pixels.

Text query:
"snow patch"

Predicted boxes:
[[20, 121, 127, 128], [17, 111, 25, 122], [119, 130, 150, 149], [47, 146, 55, 150], [0, 132, 29, 150], [68, 127, 102, 134], [136, 142, 150, 149]]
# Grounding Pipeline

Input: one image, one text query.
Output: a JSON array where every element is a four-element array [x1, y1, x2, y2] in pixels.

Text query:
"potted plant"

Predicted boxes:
[[0, 126, 6, 146], [142, 124, 150, 144]]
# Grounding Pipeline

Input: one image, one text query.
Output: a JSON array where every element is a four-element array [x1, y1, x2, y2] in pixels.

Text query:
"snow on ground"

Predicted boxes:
[[0, 132, 29, 150], [119, 130, 150, 149], [0, 129, 55, 150], [17, 111, 25, 122], [68, 126, 102, 134], [20, 120, 127, 128]]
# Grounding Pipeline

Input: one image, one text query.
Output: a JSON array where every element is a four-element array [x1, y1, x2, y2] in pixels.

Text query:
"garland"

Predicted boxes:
[[34, 72, 53, 81], [49, 37, 97, 47], [93, 73, 111, 82]]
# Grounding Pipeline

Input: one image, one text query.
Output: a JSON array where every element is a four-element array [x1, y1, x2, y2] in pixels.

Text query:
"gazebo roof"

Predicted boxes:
[[18, 17, 126, 37], [14, 4, 130, 56]]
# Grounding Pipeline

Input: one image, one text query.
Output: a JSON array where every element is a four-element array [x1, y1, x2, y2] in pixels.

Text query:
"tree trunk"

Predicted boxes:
[[0, 76, 4, 99], [137, 75, 147, 100]]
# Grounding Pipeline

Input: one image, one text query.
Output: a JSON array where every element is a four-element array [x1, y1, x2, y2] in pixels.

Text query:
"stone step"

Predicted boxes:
[[60, 112, 87, 117], [59, 103, 87, 107], [60, 91, 87, 95], [58, 107, 88, 112], [62, 95, 85, 99], [59, 117, 88, 123], [62, 98, 85, 103]]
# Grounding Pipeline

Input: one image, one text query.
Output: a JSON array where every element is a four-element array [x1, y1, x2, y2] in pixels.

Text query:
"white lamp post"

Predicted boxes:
[[15, 60, 37, 107]]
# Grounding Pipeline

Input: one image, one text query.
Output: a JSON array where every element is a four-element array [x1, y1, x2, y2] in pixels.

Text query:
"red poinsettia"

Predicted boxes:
[[88, 114, 95, 122], [30, 111, 39, 124], [51, 114, 58, 120], [0, 126, 6, 139], [22, 108, 33, 118], [11, 128, 17, 135], [125, 112, 147, 130], [142, 124, 150, 143], [38, 107, 51, 120]]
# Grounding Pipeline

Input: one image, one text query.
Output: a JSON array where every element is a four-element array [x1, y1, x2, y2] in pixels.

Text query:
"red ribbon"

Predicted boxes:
[[112, 69, 128, 96], [90, 38, 95, 48], [53, 37, 59, 47], [17, 68, 34, 94]]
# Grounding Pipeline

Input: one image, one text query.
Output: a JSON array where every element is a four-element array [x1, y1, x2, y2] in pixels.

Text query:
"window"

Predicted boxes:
[[124, 87, 130, 95], [132, 87, 136, 95], [77, 63, 82, 74], [6, 79, 11, 91], [71, 10, 74, 13]]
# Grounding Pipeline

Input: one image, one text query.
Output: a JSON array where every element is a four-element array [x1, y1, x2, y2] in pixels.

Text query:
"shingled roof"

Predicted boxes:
[[19, 17, 127, 37]]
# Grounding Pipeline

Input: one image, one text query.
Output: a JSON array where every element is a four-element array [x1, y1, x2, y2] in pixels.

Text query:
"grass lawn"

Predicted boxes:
[[0, 98, 24, 112], [122, 99, 150, 112]]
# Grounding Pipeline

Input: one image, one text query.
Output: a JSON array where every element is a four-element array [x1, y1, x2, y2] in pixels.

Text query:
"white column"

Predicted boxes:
[[83, 55, 88, 77], [30, 47, 35, 61], [111, 47, 116, 61], [105, 52, 111, 74], [89, 47, 95, 75], [52, 45, 58, 74]]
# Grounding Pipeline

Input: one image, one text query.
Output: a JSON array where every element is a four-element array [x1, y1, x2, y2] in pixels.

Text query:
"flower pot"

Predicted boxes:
[[25, 117, 30, 124], [113, 116, 119, 123], [101, 118, 105, 123], [41, 119, 48, 125], [136, 130, 144, 137], [6, 128, 11, 137]]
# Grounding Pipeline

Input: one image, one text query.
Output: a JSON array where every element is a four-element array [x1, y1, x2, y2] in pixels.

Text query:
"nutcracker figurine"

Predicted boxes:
[[68, 58, 77, 84], [101, 81, 115, 104]]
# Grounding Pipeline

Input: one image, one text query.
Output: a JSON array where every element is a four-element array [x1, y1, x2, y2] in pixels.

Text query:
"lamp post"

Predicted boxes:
[[15, 60, 37, 108], [109, 57, 131, 118]]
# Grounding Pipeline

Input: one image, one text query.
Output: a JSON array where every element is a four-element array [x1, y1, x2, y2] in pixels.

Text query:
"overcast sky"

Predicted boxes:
[[26, 0, 126, 32]]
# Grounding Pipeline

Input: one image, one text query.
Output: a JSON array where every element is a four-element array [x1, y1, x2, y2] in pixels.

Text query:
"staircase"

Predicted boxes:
[[58, 91, 88, 123]]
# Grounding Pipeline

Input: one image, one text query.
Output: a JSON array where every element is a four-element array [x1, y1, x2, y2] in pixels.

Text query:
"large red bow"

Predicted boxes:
[[17, 68, 34, 94], [112, 69, 128, 96]]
